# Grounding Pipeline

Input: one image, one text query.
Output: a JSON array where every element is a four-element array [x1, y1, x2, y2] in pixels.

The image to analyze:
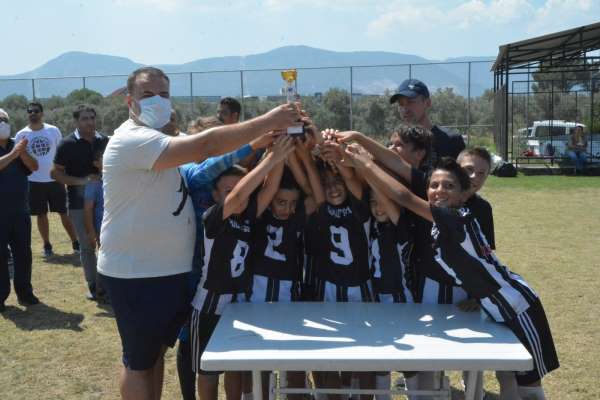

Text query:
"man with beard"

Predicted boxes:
[[390, 79, 465, 166], [51, 105, 109, 300], [15, 102, 79, 258]]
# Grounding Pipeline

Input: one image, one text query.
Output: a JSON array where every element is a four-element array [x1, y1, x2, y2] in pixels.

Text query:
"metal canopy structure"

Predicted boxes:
[[493, 22, 600, 74], [492, 22, 600, 161]]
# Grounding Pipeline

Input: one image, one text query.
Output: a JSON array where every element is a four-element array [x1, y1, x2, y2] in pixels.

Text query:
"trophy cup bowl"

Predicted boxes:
[[281, 69, 304, 137]]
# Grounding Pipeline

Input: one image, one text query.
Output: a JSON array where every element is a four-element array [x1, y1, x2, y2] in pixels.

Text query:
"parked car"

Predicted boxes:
[[519, 120, 600, 158]]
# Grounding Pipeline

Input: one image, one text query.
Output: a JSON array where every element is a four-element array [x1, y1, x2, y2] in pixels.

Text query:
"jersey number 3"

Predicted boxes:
[[231, 240, 249, 278], [329, 226, 353, 265], [265, 225, 286, 261]]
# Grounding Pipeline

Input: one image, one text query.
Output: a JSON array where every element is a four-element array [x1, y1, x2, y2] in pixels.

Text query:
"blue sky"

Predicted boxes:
[[2, 0, 599, 75]]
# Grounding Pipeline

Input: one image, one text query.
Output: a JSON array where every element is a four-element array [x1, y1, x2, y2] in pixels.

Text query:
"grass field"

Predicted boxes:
[[1, 175, 599, 399]]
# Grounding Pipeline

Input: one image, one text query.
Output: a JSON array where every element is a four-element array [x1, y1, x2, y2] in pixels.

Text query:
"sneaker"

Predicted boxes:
[[18, 293, 40, 306], [72, 240, 80, 254], [43, 243, 54, 258], [0, 302, 5, 312]]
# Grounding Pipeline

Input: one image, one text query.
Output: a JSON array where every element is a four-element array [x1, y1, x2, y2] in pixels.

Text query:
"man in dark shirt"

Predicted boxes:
[[390, 79, 465, 167], [51, 105, 109, 300], [0, 108, 40, 311]]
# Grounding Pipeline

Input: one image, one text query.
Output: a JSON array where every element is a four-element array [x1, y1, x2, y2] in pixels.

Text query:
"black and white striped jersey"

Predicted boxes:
[[465, 194, 495, 250], [369, 218, 414, 302], [306, 193, 371, 287], [194, 193, 257, 297], [250, 203, 305, 282], [430, 206, 538, 322]]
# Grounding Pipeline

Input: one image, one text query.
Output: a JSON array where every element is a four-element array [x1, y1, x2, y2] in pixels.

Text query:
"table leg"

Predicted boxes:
[[464, 371, 478, 400], [253, 370, 263, 400]]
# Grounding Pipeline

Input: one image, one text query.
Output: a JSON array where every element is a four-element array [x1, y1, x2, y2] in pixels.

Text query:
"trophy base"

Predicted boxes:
[[287, 125, 304, 136]]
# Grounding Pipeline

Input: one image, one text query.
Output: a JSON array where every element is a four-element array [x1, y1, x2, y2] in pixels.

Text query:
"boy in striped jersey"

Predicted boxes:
[[190, 135, 295, 400], [344, 149, 559, 400]]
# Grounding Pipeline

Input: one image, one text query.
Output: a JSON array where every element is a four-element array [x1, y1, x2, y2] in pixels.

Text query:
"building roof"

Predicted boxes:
[[493, 22, 600, 72]]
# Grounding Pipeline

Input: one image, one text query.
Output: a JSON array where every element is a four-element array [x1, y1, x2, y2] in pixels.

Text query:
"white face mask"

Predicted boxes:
[[135, 95, 172, 129], [0, 121, 10, 139]]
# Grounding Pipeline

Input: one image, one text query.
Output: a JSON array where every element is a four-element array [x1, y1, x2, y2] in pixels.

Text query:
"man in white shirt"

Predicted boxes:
[[15, 102, 79, 257], [97, 66, 300, 400]]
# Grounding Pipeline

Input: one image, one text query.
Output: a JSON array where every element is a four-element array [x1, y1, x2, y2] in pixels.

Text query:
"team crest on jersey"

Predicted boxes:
[[228, 218, 250, 232], [326, 205, 352, 218]]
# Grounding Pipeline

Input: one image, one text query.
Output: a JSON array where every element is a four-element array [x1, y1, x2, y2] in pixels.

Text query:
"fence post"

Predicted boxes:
[[240, 70, 245, 121], [409, 64, 412, 79], [467, 62, 471, 146], [349, 66, 353, 130], [31, 79, 36, 100], [82, 76, 86, 90], [189, 72, 194, 116]]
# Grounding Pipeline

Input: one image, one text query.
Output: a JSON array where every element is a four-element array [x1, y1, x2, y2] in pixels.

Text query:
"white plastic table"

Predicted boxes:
[[201, 302, 532, 400]]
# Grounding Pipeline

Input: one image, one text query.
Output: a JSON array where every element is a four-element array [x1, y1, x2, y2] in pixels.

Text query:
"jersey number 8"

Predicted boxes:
[[230, 240, 249, 278]]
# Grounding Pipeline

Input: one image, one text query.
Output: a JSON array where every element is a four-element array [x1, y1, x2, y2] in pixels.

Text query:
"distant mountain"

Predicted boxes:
[[0, 46, 495, 99]]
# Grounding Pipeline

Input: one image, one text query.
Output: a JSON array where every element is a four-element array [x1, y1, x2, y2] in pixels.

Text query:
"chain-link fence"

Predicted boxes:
[[0, 60, 495, 147]]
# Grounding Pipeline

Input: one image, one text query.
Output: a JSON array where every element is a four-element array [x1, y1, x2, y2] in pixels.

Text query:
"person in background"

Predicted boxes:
[[162, 109, 183, 136], [217, 97, 241, 125], [52, 105, 109, 300], [15, 102, 79, 258], [566, 125, 587, 174], [0, 108, 40, 311], [389, 79, 465, 167]]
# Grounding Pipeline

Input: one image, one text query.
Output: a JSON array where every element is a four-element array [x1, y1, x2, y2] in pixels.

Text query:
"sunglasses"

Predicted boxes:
[[0, 117, 8, 123], [27, 109, 41, 114]]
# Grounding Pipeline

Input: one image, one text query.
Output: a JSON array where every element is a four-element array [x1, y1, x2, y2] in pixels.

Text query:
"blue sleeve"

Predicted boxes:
[[84, 181, 100, 202], [182, 144, 253, 189]]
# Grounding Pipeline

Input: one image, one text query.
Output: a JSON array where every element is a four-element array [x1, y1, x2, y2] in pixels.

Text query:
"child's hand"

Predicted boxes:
[[271, 135, 295, 162], [321, 128, 339, 142], [331, 130, 363, 144], [457, 298, 480, 312], [250, 130, 282, 151], [344, 143, 372, 168]]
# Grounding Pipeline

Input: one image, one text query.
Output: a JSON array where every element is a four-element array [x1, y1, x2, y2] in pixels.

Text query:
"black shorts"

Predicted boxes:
[[505, 299, 559, 385], [190, 309, 222, 375], [100, 273, 191, 371], [29, 181, 67, 215]]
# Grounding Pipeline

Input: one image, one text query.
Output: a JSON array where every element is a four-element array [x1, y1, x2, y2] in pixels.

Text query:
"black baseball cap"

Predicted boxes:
[[390, 79, 430, 104]]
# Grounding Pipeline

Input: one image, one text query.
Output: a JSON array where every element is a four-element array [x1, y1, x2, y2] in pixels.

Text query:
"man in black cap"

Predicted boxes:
[[390, 79, 465, 166]]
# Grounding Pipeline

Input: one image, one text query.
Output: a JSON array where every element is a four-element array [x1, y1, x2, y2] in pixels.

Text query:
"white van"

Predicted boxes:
[[520, 120, 586, 156]]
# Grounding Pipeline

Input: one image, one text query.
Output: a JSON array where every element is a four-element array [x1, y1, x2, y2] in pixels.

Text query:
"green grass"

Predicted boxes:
[[1, 175, 599, 399]]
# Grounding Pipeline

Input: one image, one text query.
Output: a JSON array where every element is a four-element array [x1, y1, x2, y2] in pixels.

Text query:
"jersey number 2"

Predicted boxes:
[[329, 226, 353, 265], [265, 225, 286, 261], [230, 240, 249, 278]]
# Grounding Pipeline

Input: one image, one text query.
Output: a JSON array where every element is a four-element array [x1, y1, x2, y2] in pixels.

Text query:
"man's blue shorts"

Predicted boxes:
[[101, 272, 191, 371]]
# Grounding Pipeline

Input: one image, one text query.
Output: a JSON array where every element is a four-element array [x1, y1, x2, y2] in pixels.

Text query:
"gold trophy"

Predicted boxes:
[[281, 69, 304, 136]]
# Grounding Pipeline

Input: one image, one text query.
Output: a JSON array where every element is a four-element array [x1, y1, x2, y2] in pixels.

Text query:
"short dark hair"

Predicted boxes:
[[391, 124, 432, 162], [73, 105, 97, 120], [279, 167, 300, 192], [457, 147, 492, 169], [126, 67, 170, 95], [220, 97, 241, 115], [427, 157, 471, 193], [214, 165, 247, 186], [28, 102, 43, 113], [188, 116, 223, 134]]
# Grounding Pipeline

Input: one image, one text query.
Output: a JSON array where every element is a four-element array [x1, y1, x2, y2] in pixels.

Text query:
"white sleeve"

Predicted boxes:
[[114, 128, 171, 171], [14, 130, 24, 142]]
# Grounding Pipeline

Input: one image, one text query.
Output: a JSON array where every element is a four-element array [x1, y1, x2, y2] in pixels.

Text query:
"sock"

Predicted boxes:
[[496, 371, 521, 400], [518, 385, 546, 400], [375, 374, 391, 400]]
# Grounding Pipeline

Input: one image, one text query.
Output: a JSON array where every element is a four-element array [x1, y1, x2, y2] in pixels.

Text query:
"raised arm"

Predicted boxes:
[[256, 159, 285, 217], [0, 139, 37, 172], [223, 136, 295, 219], [365, 180, 401, 225], [345, 145, 432, 222], [320, 138, 363, 200], [333, 130, 413, 183], [153, 103, 299, 171]]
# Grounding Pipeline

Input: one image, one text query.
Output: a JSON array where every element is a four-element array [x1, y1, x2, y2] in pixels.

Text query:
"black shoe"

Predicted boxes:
[[43, 243, 54, 258], [18, 293, 40, 306], [0, 302, 5, 312], [72, 240, 80, 254]]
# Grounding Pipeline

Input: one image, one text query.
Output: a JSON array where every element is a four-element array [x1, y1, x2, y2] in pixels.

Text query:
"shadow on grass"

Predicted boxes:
[[43, 253, 81, 266], [1, 302, 84, 332]]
